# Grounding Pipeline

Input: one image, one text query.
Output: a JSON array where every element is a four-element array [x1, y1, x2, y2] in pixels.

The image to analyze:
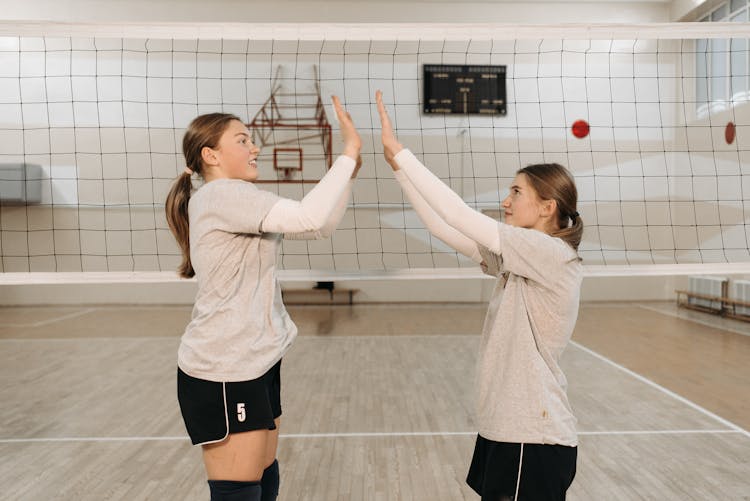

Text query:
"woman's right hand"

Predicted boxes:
[[375, 90, 404, 171], [331, 95, 361, 161]]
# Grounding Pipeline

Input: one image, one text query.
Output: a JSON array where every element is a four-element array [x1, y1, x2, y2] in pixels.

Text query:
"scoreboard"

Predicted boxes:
[[423, 64, 507, 115]]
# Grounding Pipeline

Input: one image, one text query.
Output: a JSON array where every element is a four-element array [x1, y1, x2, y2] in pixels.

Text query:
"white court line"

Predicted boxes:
[[0, 307, 99, 328], [570, 340, 750, 439], [281, 429, 743, 438], [636, 303, 750, 338], [0, 429, 744, 444], [281, 432, 475, 438], [577, 429, 740, 436], [0, 436, 189, 443], [2, 333, 747, 443]]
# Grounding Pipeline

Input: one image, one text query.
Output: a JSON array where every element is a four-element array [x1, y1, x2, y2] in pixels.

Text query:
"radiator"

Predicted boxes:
[[687, 275, 727, 312], [732, 279, 750, 317]]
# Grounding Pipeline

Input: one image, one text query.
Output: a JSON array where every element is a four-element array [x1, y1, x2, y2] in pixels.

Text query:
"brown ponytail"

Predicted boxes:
[[165, 112, 242, 278], [517, 163, 584, 253], [553, 211, 584, 253], [165, 172, 194, 277]]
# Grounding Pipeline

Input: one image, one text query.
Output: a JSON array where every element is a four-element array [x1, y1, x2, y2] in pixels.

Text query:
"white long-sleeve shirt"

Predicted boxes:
[[178, 155, 356, 381], [394, 148, 582, 446], [263, 164, 355, 239]]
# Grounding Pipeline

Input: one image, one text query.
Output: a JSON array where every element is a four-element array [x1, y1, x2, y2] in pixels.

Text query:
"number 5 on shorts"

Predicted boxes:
[[237, 403, 246, 422]]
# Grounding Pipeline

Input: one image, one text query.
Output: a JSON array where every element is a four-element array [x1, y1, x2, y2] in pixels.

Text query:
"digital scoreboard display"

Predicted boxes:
[[423, 64, 507, 115]]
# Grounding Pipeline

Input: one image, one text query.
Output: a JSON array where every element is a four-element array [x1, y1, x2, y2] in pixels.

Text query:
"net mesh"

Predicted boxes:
[[0, 23, 748, 275]]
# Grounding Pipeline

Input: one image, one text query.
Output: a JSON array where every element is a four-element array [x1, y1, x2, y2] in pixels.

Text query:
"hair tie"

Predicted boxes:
[[570, 211, 580, 220], [184, 167, 193, 175]]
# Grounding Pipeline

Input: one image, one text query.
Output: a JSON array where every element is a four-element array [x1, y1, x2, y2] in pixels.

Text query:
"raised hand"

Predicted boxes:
[[331, 95, 361, 161], [375, 90, 404, 171]]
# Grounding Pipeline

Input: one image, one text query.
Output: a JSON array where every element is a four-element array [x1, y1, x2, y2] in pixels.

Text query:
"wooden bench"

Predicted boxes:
[[282, 282, 359, 305], [675, 289, 750, 322]]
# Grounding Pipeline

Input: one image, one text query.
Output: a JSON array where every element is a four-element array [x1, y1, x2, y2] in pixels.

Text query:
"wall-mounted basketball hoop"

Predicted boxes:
[[273, 147, 304, 180], [249, 65, 333, 184]]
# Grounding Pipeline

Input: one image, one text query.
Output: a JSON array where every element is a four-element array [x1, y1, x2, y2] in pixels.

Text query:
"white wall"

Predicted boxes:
[[0, 0, 671, 23], [671, 0, 715, 20]]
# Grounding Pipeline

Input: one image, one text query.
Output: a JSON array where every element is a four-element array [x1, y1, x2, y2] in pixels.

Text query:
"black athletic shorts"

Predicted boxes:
[[466, 434, 577, 501], [177, 360, 282, 445]]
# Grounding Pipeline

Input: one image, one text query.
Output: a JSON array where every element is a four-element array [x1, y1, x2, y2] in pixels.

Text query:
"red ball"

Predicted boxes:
[[725, 122, 736, 145], [571, 119, 590, 139]]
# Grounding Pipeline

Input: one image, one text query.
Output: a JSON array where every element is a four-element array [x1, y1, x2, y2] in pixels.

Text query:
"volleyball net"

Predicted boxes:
[[0, 22, 748, 283]]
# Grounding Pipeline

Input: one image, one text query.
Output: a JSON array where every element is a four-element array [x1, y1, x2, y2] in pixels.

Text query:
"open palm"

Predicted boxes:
[[375, 90, 403, 170], [331, 95, 361, 160]]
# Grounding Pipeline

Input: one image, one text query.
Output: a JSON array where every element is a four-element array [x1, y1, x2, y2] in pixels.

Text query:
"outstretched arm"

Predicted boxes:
[[394, 169, 482, 262], [397, 150, 574, 284], [262, 96, 361, 235], [392, 149, 500, 253], [284, 157, 360, 240], [376, 90, 495, 257], [376, 92, 574, 284]]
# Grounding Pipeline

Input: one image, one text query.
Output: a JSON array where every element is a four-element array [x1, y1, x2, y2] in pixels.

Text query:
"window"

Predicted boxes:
[[696, 0, 750, 116]]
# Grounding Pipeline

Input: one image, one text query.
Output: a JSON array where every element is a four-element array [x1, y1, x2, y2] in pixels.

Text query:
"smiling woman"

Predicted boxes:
[[163, 98, 362, 501], [198, 120, 261, 183]]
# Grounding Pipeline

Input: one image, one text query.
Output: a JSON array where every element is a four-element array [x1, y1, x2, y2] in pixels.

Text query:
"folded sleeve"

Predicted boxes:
[[195, 181, 281, 235], [477, 244, 503, 277], [490, 223, 574, 285]]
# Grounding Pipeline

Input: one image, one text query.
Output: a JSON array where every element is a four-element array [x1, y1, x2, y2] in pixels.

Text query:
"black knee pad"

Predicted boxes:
[[260, 459, 280, 501], [208, 479, 261, 501]]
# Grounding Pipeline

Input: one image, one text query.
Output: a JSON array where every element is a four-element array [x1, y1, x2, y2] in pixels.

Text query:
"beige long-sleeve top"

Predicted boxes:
[[394, 149, 582, 446], [178, 155, 356, 382]]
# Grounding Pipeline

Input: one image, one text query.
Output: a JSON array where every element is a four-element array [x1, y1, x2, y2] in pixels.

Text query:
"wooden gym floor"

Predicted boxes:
[[0, 301, 749, 500]]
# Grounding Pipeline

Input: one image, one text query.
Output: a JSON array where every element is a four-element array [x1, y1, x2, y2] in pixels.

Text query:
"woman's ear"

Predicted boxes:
[[540, 198, 558, 218], [201, 146, 218, 167]]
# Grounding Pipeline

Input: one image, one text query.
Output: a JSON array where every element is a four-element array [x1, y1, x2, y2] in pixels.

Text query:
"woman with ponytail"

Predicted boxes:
[[377, 91, 582, 501], [166, 97, 361, 501]]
